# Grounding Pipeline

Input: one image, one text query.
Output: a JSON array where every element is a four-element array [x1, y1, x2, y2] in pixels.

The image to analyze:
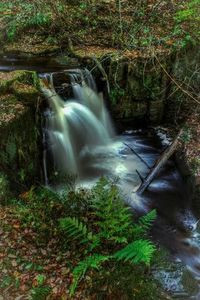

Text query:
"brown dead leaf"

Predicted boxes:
[[13, 223, 20, 229]]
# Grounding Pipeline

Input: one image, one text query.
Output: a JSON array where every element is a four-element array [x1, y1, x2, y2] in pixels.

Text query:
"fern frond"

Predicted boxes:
[[131, 210, 157, 239], [70, 254, 109, 296], [138, 209, 157, 230], [59, 217, 95, 244], [91, 178, 133, 243], [113, 239, 156, 265]]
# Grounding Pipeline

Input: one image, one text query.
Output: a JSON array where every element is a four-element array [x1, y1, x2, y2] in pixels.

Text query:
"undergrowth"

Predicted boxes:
[[0, 0, 199, 51], [4, 177, 163, 299]]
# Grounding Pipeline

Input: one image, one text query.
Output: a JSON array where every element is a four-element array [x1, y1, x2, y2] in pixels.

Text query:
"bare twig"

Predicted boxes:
[[123, 142, 151, 169], [136, 169, 144, 183], [155, 55, 200, 106]]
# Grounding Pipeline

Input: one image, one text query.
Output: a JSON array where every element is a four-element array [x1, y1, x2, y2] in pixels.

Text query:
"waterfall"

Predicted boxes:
[[41, 69, 114, 180]]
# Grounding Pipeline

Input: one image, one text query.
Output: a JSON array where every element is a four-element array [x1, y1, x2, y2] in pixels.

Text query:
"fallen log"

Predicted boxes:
[[136, 130, 182, 195]]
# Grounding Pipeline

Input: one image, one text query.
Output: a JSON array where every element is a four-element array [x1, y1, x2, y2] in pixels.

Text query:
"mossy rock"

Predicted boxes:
[[0, 70, 39, 94], [3, 39, 60, 56], [0, 71, 41, 191], [0, 94, 26, 128], [12, 81, 39, 104], [0, 96, 40, 189]]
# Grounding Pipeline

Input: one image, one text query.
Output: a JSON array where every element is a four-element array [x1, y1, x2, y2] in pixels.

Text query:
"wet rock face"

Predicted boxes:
[[102, 56, 170, 124], [0, 70, 41, 191], [81, 45, 199, 125], [164, 46, 200, 123]]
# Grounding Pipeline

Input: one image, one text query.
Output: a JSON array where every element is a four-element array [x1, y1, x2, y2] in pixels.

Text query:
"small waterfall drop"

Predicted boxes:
[[41, 69, 114, 179]]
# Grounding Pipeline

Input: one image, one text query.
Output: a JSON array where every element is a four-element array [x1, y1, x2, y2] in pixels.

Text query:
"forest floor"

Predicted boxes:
[[0, 181, 169, 300], [0, 207, 78, 300], [0, 0, 199, 56]]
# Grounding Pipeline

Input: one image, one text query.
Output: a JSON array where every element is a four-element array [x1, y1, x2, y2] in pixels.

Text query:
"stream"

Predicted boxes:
[[1, 56, 200, 299]]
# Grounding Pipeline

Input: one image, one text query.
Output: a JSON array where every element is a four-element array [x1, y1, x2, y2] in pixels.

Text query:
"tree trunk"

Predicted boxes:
[[136, 130, 182, 195]]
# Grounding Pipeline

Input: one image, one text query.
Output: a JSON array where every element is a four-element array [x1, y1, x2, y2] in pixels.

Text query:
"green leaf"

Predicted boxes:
[[35, 274, 46, 287]]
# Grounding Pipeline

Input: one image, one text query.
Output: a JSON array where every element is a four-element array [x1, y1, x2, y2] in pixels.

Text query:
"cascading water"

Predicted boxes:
[[41, 69, 114, 181]]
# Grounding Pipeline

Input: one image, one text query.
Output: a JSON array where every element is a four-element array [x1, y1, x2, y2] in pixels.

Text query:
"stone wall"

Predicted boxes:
[[106, 55, 170, 124]]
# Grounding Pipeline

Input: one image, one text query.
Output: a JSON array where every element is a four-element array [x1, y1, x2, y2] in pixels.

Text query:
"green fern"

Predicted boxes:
[[70, 238, 156, 295], [59, 217, 95, 244], [113, 239, 156, 265], [131, 209, 156, 238], [30, 286, 51, 300], [138, 209, 157, 230], [92, 178, 133, 243], [70, 254, 109, 296]]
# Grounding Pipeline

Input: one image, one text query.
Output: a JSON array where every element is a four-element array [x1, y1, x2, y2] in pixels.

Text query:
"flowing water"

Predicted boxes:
[[41, 69, 114, 182], [1, 58, 200, 298]]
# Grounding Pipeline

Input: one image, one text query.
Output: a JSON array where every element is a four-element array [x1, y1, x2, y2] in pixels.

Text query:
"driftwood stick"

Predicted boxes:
[[123, 142, 151, 169], [136, 130, 182, 195], [136, 169, 144, 183]]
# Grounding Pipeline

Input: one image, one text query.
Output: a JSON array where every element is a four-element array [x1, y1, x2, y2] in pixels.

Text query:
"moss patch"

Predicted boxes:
[[12, 81, 39, 104], [3, 38, 60, 56], [0, 70, 39, 94], [0, 94, 25, 127]]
